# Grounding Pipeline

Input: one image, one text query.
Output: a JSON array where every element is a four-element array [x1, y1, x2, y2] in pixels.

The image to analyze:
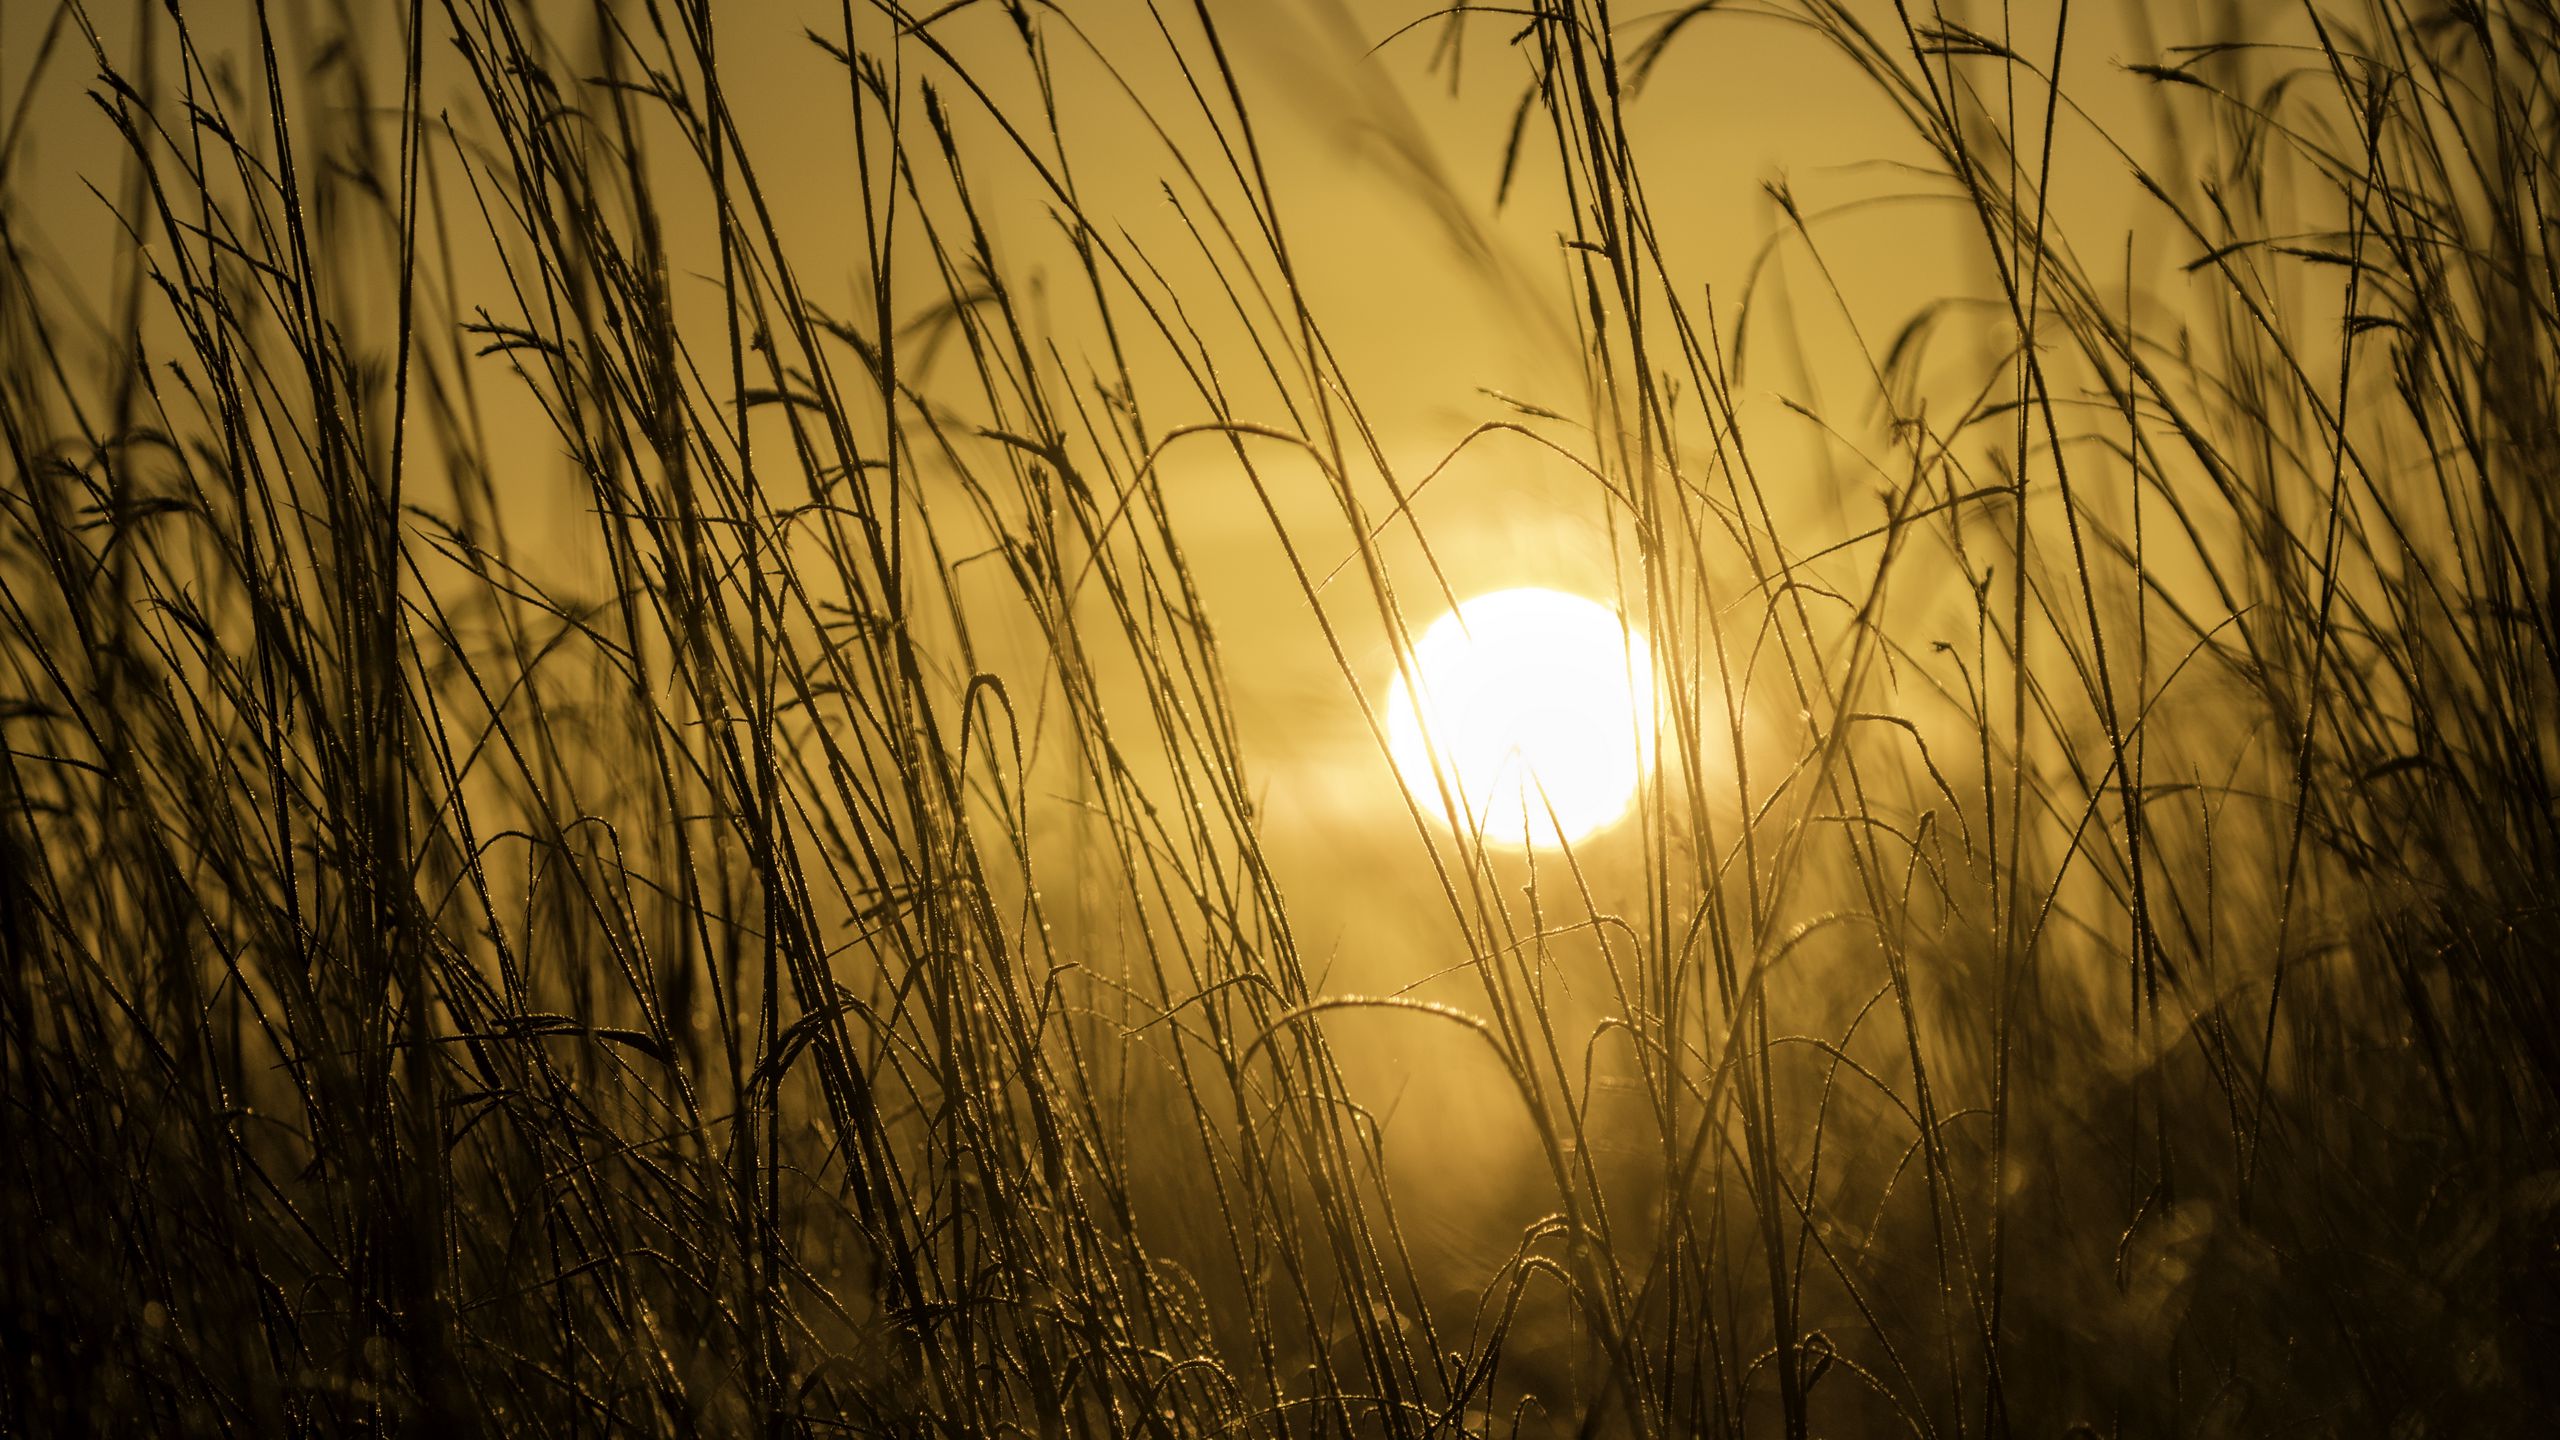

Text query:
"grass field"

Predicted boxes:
[[3, 0, 2557, 1434]]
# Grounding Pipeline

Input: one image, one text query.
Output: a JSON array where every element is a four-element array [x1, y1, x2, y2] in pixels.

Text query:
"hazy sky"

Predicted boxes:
[[0, 0, 2304, 891]]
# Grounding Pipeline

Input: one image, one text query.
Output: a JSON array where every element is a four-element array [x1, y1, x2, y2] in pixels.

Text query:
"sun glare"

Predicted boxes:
[[1386, 587, 1657, 849]]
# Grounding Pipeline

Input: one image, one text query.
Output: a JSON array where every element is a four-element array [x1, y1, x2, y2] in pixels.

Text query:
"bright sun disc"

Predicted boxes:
[[1386, 587, 1656, 849]]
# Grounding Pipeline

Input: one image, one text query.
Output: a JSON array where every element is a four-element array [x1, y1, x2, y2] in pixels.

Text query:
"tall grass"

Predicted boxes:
[[2, 0, 2554, 1434]]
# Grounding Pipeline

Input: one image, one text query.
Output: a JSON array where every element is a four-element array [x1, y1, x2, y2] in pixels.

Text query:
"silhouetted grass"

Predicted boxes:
[[2, 0, 2554, 1434]]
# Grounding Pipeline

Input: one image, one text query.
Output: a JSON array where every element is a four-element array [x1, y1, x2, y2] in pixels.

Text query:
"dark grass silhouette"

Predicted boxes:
[[2, 0, 2555, 1434]]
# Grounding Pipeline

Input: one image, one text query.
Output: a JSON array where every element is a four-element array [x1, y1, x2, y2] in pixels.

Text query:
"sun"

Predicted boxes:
[[1386, 587, 1658, 849]]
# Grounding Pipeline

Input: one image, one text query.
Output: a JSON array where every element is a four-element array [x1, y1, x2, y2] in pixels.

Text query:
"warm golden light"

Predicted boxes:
[[1386, 587, 1657, 849]]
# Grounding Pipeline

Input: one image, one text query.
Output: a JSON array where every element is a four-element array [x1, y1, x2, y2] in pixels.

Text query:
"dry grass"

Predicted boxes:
[[2, 0, 2556, 1434]]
